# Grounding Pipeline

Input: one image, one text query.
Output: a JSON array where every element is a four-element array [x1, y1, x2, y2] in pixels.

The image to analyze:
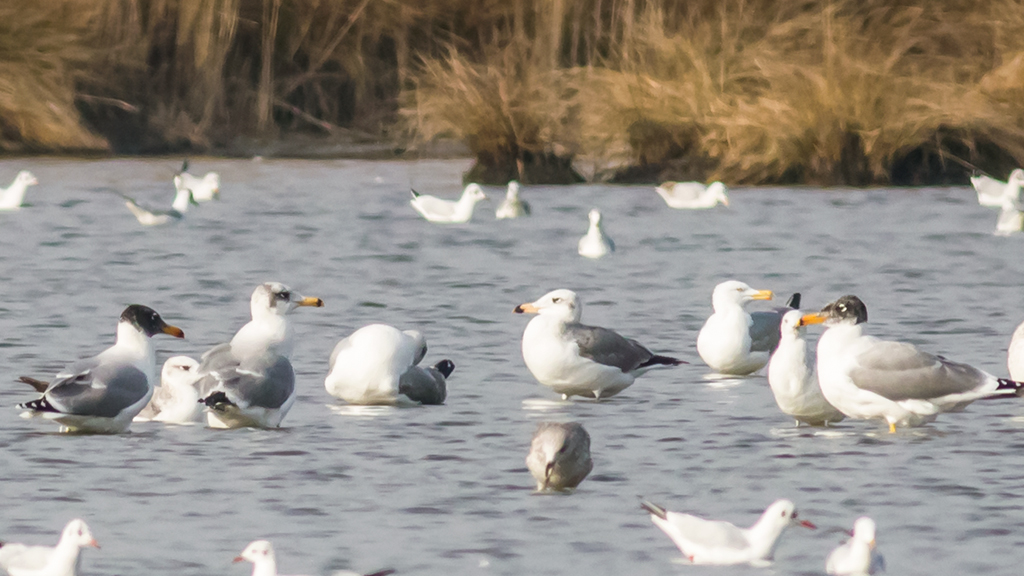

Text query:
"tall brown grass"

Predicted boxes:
[[2, 0, 1024, 184]]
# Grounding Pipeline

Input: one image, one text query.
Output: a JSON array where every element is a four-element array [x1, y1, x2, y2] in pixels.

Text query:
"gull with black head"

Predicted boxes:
[[514, 289, 685, 400], [197, 282, 323, 428], [804, 295, 1024, 432], [17, 305, 184, 433]]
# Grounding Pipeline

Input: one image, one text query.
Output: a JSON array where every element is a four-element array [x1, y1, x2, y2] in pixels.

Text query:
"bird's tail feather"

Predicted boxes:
[[640, 499, 668, 519], [638, 355, 688, 368], [17, 376, 50, 393]]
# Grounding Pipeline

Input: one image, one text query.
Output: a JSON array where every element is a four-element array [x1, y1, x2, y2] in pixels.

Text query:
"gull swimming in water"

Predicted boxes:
[[640, 499, 815, 566], [577, 208, 614, 258], [16, 305, 185, 434], [654, 181, 729, 209], [767, 310, 845, 426], [514, 289, 685, 399], [804, 295, 1024, 431], [409, 183, 487, 223], [971, 168, 1024, 208], [826, 517, 885, 576], [495, 181, 530, 219], [174, 159, 220, 202], [325, 324, 452, 405], [0, 519, 99, 576], [233, 540, 394, 576], [697, 280, 799, 375], [0, 170, 39, 211], [994, 194, 1024, 235], [197, 283, 323, 429], [133, 356, 202, 424], [122, 187, 197, 226], [526, 422, 593, 492]]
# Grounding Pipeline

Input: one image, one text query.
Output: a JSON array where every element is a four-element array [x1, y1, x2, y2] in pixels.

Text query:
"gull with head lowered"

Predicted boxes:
[[514, 289, 685, 400]]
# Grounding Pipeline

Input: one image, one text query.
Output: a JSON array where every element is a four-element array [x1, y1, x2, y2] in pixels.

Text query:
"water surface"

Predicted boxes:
[[0, 158, 1022, 576]]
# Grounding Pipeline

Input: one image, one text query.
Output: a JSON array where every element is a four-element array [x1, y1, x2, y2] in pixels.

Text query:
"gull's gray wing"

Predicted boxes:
[[199, 353, 294, 410], [750, 294, 800, 353], [42, 358, 149, 417], [565, 323, 653, 372], [849, 339, 989, 400]]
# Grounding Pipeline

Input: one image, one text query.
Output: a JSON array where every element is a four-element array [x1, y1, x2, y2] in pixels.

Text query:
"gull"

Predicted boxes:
[[994, 194, 1023, 235], [1009, 319, 1024, 380], [767, 310, 845, 426], [804, 295, 1024, 432], [654, 181, 729, 209], [827, 517, 885, 576], [123, 187, 197, 226], [174, 159, 220, 202], [526, 422, 593, 492], [409, 183, 487, 223], [640, 499, 815, 566], [0, 170, 39, 211], [577, 208, 614, 258], [133, 356, 202, 424], [325, 324, 452, 405], [514, 289, 685, 399], [233, 540, 394, 576], [0, 519, 99, 576], [697, 280, 799, 375], [197, 283, 323, 429], [495, 181, 530, 219], [971, 168, 1024, 208], [16, 305, 185, 434]]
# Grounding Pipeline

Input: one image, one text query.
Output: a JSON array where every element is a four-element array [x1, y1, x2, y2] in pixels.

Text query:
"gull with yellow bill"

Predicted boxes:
[[804, 295, 1024, 432]]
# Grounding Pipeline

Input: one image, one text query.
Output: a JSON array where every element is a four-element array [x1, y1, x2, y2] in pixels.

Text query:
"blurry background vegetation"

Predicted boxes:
[[2, 0, 1024, 184]]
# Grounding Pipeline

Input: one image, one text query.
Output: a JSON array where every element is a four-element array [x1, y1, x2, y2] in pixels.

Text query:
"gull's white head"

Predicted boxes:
[[1009, 168, 1024, 186], [506, 180, 520, 199], [14, 170, 38, 187], [463, 183, 487, 202], [234, 539, 275, 565], [759, 499, 816, 532], [250, 282, 324, 319], [161, 356, 200, 388], [711, 280, 773, 311], [61, 519, 100, 549], [514, 289, 581, 323], [708, 181, 729, 206], [588, 208, 603, 227], [851, 517, 877, 547], [779, 309, 806, 338]]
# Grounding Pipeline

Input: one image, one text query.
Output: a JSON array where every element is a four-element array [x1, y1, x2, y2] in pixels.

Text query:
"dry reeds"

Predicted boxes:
[[3, 0, 1024, 184]]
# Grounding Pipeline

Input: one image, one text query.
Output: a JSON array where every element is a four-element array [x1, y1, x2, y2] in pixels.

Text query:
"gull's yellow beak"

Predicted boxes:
[[752, 289, 773, 300], [299, 297, 324, 307], [514, 303, 539, 314], [162, 324, 185, 338], [799, 313, 827, 326]]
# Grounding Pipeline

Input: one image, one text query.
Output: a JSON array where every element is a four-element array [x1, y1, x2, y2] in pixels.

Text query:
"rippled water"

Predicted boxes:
[[1, 157, 1023, 576]]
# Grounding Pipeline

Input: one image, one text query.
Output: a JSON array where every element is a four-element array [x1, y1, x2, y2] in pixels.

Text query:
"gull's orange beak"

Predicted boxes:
[[514, 303, 539, 314], [88, 539, 100, 549], [232, 556, 245, 563], [162, 324, 185, 338], [299, 297, 324, 307], [752, 289, 773, 300], [799, 313, 827, 326]]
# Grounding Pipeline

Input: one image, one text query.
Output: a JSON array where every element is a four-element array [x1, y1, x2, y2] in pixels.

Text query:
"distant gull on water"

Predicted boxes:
[[577, 208, 614, 258], [495, 181, 530, 219], [233, 540, 394, 576], [409, 183, 487, 223], [526, 421, 593, 492], [174, 159, 220, 202], [134, 356, 202, 424], [0, 519, 99, 576], [0, 170, 39, 211], [654, 181, 729, 209]]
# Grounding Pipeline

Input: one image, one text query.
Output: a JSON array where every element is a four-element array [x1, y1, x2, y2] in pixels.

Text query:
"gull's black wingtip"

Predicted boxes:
[[786, 292, 801, 309], [410, 188, 420, 199]]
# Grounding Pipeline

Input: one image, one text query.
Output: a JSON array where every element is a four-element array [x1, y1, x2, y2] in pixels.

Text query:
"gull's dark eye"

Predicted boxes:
[[552, 297, 562, 303], [781, 510, 787, 517], [278, 291, 291, 300]]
